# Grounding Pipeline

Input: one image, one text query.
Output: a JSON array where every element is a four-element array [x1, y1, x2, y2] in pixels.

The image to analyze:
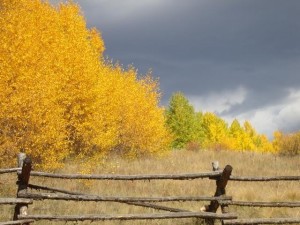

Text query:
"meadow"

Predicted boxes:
[[1, 149, 299, 225]]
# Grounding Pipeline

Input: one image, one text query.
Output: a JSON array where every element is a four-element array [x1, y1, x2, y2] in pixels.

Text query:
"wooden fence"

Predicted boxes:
[[0, 153, 299, 225]]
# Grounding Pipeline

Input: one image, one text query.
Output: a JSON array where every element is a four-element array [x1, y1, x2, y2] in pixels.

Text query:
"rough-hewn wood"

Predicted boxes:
[[14, 154, 32, 224], [0, 168, 21, 174], [19, 212, 237, 221], [212, 161, 219, 171], [18, 157, 32, 187], [125, 202, 190, 212], [221, 201, 300, 208], [19, 192, 231, 202], [0, 198, 33, 205], [223, 218, 300, 224], [29, 171, 222, 180], [205, 163, 233, 225], [17, 153, 26, 168], [28, 183, 191, 212], [28, 184, 82, 195], [229, 175, 300, 181], [0, 220, 34, 225]]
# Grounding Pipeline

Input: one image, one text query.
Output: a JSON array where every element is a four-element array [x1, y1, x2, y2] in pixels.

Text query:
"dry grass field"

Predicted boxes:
[[1, 150, 299, 224]]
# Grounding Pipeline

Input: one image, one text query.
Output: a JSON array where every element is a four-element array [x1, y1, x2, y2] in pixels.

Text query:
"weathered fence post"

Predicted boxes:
[[13, 153, 32, 224], [205, 161, 233, 225]]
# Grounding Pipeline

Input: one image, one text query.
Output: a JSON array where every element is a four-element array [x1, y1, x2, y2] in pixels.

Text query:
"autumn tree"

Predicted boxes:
[[201, 112, 230, 150], [273, 130, 300, 156], [0, 0, 171, 169], [96, 65, 171, 158], [228, 119, 255, 151], [165, 92, 203, 149]]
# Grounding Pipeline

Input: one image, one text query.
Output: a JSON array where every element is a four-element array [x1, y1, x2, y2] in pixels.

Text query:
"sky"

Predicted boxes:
[[55, 0, 300, 138]]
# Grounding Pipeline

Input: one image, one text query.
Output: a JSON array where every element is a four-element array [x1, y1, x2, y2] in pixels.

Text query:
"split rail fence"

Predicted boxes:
[[0, 153, 299, 225]]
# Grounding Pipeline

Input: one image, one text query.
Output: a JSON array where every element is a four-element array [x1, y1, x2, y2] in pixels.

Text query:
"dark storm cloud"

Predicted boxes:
[[54, 0, 300, 136]]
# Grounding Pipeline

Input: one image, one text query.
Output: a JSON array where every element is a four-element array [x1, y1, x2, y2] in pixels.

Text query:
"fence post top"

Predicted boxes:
[[18, 153, 27, 168], [212, 161, 219, 171]]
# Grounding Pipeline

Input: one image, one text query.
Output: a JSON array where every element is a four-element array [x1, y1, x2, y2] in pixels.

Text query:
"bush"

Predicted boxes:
[[278, 133, 300, 156], [186, 141, 201, 151]]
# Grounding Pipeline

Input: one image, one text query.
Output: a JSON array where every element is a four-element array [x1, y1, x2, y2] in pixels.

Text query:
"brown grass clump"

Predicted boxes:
[[0, 150, 299, 224]]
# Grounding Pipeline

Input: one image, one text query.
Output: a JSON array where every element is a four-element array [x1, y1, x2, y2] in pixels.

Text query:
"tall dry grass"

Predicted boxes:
[[1, 150, 299, 224]]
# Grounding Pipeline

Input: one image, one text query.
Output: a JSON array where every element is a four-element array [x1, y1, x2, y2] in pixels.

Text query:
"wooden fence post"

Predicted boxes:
[[205, 162, 233, 225], [13, 153, 32, 224]]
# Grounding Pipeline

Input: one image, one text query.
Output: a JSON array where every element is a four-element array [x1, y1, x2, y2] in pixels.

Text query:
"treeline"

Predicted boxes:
[[165, 93, 273, 152], [0, 1, 298, 170], [165, 93, 300, 156]]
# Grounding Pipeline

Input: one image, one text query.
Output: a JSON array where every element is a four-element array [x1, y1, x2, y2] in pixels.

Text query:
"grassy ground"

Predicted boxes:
[[1, 149, 299, 224]]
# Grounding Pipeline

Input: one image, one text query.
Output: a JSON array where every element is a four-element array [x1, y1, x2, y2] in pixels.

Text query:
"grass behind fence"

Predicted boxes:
[[1, 149, 299, 225]]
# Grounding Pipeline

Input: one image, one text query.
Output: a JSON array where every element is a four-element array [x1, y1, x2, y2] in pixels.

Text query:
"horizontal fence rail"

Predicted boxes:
[[18, 192, 232, 203], [229, 175, 300, 181], [29, 171, 223, 180], [19, 212, 238, 221], [0, 198, 33, 205], [221, 201, 300, 208], [0, 168, 21, 174], [223, 218, 300, 225], [21, 171, 300, 182], [0, 219, 35, 225]]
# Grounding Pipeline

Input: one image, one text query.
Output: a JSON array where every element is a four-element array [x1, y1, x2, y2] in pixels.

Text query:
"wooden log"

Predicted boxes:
[[0, 220, 34, 225], [28, 183, 191, 212], [19, 192, 231, 202], [221, 201, 300, 208], [18, 157, 32, 186], [17, 153, 26, 168], [0, 168, 21, 174], [19, 212, 237, 221], [205, 163, 233, 225], [229, 175, 300, 181], [13, 154, 32, 224], [125, 201, 190, 212], [28, 184, 82, 195], [29, 171, 222, 180], [223, 218, 300, 224], [0, 198, 33, 205]]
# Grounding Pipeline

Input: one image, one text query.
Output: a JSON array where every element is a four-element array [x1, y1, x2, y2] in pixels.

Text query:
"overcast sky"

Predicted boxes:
[[58, 0, 300, 138]]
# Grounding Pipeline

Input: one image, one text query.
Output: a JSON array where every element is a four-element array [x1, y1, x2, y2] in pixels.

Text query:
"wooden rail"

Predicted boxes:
[[222, 201, 300, 208], [0, 168, 21, 174], [18, 192, 231, 203], [1, 153, 299, 225], [29, 171, 222, 180], [0, 220, 34, 225], [224, 218, 300, 224], [19, 212, 237, 221], [229, 175, 300, 181], [0, 198, 33, 205]]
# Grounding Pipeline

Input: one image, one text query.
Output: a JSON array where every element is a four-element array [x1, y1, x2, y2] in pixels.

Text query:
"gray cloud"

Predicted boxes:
[[55, 0, 300, 137]]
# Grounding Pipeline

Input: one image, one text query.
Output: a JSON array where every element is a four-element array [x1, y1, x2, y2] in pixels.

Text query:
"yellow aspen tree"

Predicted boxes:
[[229, 119, 255, 151], [0, 0, 105, 168], [202, 112, 230, 150], [0, 0, 69, 168], [0, 0, 171, 169], [96, 64, 171, 159], [272, 130, 283, 152]]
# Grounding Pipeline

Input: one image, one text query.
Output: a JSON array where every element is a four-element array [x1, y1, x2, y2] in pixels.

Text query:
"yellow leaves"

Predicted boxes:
[[0, 0, 171, 169], [95, 64, 171, 158], [272, 131, 300, 155]]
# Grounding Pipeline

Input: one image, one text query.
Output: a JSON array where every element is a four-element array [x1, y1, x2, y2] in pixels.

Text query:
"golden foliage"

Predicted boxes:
[[0, 0, 170, 169], [273, 130, 300, 156]]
